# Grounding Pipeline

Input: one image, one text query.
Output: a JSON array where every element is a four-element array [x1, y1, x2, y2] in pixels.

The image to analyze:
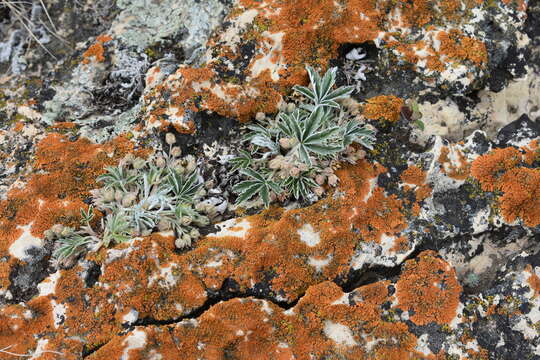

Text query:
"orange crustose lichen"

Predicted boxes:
[[498, 168, 540, 227], [470, 144, 540, 227], [88, 252, 461, 359], [143, 0, 505, 131], [470, 147, 522, 192], [82, 34, 112, 64], [0, 133, 137, 275], [437, 30, 488, 68], [396, 250, 462, 326], [525, 265, 540, 296], [401, 165, 426, 186], [363, 95, 404, 122]]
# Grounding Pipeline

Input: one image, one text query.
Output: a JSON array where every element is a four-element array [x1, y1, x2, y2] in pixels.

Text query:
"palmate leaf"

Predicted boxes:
[[167, 169, 201, 202], [233, 169, 282, 208], [293, 66, 354, 109], [80, 205, 94, 225], [342, 121, 376, 149], [98, 166, 138, 191], [283, 173, 318, 200], [102, 211, 131, 247], [305, 143, 343, 156], [127, 205, 158, 235], [230, 150, 254, 172], [233, 179, 265, 205], [146, 164, 166, 185], [293, 84, 315, 103], [278, 110, 305, 140], [322, 85, 354, 105], [304, 125, 340, 145], [303, 106, 328, 137], [251, 134, 279, 153], [53, 233, 94, 261]]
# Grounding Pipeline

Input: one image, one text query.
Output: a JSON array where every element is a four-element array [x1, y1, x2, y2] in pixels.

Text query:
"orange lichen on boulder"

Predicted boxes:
[[437, 30, 488, 67], [82, 34, 112, 64], [143, 0, 507, 130], [187, 160, 388, 298], [0, 298, 56, 358], [470, 144, 540, 226], [0, 134, 133, 241], [401, 165, 426, 186], [396, 250, 462, 326], [0, 133, 137, 279], [359, 187, 407, 242], [525, 265, 540, 296], [363, 95, 404, 122], [522, 139, 540, 165], [90, 252, 460, 359], [498, 168, 540, 227], [470, 147, 521, 191]]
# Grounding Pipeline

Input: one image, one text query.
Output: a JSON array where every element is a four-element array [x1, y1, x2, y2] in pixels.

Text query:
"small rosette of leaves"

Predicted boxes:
[[232, 168, 282, 208], [49, 150, 213, 267], [232, 66, 376, 208]]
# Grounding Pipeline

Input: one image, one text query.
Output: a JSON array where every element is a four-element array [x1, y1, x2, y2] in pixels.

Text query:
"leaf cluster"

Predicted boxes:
[[233, 66, 376, 207], [51, 152, 210, 266]]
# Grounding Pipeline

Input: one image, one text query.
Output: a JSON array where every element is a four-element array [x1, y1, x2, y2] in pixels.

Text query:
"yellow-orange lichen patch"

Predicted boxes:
[[358, 187, 407, 243], [498, 168, 540, 227], [470, 147, 522, 191], [90, 273, 461, 359], [525, 265, 540, 297], [143, 0, 523, 129], [522, 140, 540, 165], [391, 236, 412, 253], [401, 165, 426, 186], [0, 298, 56, 357], [396, 250, 462, 326], [470, 144, 540, 227], [82, 34, 112, 64], [51, 122, 78, 130], [399, 165, 432, 217], [363, 95, 404, 123], [437, 30, 487, 68], [13, 121, 24, 132], [182, 160, 393, 299]]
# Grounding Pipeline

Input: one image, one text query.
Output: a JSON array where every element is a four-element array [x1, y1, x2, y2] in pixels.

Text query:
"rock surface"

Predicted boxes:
[[0, 0, 539, 359]]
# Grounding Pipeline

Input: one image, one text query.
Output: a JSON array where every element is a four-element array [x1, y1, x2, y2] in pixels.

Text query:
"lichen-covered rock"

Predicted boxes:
[[84, 250, 540, 359], [141, 0, 530, 132], [0, 0, 539, 358]]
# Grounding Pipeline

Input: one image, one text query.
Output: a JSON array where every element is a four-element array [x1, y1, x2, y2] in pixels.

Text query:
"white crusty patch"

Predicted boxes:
[[121, 329, 147, 360], [323, 321, 358, 347], [415, 334, 433, 356], [260, 300, 273, 315], [297, 224, 321, 247], [219, 9, 259, 47], [250, 32, 285, 81], [51, 300, 66, 328], [308, 255, 332, 272], [209, 218, 251, 239], [105, 241, 138, 264], [37, 271, 61, 297], [148, 264, 178, 288], [29, 339, 51, 360], [9, 224, 43, 260], [331, 293, 350, 306], [123, 309, 139, 325]]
